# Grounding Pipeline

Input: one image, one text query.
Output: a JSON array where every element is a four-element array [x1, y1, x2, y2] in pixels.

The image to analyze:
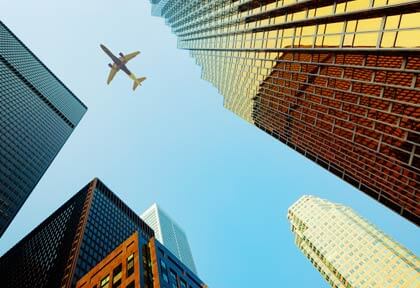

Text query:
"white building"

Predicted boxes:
[[141, 203, 197, 274], [288, 195, 420, 288]]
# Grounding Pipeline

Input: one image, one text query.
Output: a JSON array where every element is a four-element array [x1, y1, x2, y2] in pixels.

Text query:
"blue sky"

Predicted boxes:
[[0, 1, 418, 287]]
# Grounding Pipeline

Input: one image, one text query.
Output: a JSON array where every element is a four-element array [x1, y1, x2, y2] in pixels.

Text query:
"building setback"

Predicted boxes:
[[288, 195, 420, 288], [149, 1, 420, 224], [0, 21, 87, 236], [0, 178, 199, 288], [141, 203, 197, 274], [76, 231, 206, 288]]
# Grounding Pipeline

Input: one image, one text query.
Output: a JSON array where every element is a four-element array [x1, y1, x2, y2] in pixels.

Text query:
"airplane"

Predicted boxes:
[[100, 44, 146, 91]]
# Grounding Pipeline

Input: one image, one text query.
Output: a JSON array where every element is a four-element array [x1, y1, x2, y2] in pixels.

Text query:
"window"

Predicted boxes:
[[112, 263, 123, 288], [180, 279, 187, 288], [169, 270, 178, 288], [169, 270, 177, 280], [163, 273, 169, 283], [160, 259, 167, 270], [100, 275, 110, 288], [126, 281, 135, 288], [127, 253, 135, 276]]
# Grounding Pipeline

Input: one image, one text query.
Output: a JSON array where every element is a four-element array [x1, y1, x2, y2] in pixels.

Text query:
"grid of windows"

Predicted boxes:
[[0, 185, 88, 288], [0, 21, 86, 123], [288, 195, 420, 288], [76, 233, 206, 288], [76, 233, 139, 288], [253, 51, 420, 223], [0, 179, 154, 288], [149, 0, 420, 224], [0, 21, 87, 236], [154, 240, 204, 288], [68, 181, 154, 288], [141, 203, 197, 273], [73, 190, 141, 284]]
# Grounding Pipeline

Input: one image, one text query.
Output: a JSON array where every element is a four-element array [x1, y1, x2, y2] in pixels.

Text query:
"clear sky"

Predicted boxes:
[[0, 1, 418, 287]]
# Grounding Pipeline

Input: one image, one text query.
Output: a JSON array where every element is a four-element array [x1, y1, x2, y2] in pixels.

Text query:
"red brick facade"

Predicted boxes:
[[76, 232, 207, 288], [253, 52, 420, 224], [76, 232, 142, 288]]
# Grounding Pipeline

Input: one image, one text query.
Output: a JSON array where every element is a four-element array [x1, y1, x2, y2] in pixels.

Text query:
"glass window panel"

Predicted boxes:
[[356, 18, 381, 32], [396, 30, 420, 47], [385, 15, 401, 30], [381, 32, 397, 47], [354, 33, 378, 46], [399, 13, 420, 29]]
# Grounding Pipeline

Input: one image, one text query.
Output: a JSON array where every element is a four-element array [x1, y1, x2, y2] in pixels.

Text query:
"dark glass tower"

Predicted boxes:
[[0, 178, 199, 288], [0, 21, 87, 236]]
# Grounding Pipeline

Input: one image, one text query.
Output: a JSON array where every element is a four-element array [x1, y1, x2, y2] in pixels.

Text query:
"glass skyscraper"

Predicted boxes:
[[149, 1, 420, 225], [288, 195, 420, 288], [0, 21, 87, 236], [141, 203, 197, 274], [0, 178, 205, 288], [0, 178, 156, 288]]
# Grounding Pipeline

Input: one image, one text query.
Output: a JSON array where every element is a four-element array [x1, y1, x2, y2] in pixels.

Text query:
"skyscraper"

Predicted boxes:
[[149, 1, 420, 224], [75, 232, 206, 288], [0, 21, 87, 236], [288, 195, 420, 288], [0, 178, 156, 288], [141, 203, 197, 274]]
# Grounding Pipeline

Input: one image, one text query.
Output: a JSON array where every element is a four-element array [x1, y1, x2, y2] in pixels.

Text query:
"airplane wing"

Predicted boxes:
[[121, 51, 140, 63], [107, 67, 119, 84]]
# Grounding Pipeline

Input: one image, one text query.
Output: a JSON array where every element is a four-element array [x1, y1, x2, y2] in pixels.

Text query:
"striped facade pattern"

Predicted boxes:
[[288, 195, 420, 288], [149, 0, 420, 224]]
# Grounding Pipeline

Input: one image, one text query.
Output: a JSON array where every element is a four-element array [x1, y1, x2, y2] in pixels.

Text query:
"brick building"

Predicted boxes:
[[76, 232, 206, 288], [0, 179, 204, 288]]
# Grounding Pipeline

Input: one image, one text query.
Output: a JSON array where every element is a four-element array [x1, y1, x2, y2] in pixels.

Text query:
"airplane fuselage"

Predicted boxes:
[[100, 44, 145, 90], [100, 44, 132, 76]]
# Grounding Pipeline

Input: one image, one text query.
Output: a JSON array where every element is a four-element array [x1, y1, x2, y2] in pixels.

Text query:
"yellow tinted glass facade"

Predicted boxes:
[[150, 0, 420, 225], [288, 196, 420, 288], [152, 0, 420, 120]]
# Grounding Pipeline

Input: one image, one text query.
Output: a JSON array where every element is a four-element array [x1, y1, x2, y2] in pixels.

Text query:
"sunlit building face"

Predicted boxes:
[[288, 195, 420, 288], [150, 0, 420, 224], [75, 232, 206, 288], [141, 203, 197, 274]]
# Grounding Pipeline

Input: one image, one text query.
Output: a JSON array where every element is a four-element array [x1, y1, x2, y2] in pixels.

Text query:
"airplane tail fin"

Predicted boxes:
[[133, 77, 146, 91]]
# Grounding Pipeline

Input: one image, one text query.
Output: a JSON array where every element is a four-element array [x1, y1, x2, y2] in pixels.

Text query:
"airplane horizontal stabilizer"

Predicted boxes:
[[133, 77, 146, 91]]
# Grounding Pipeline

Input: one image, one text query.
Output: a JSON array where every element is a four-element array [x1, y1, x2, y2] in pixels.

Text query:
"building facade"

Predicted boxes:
[[149, 1, 420, 224], [288, 195, 420, 288], [0, 21, 87, 236], [0, 178, 156, 288], [141, 203, 197, 274], [76, 232, 206, 288]]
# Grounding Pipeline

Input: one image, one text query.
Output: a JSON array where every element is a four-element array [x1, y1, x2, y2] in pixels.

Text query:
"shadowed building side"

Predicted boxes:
[[0, 21, 87, 236], [0, 178, 154, 288], [0, 179, 206, 288]]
